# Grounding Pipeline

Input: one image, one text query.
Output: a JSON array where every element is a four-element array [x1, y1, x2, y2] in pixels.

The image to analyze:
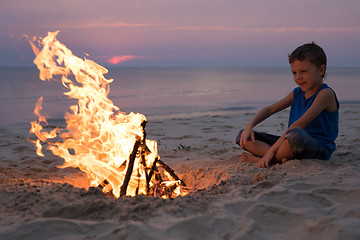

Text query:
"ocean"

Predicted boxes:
[[0, 67, 359, 127]]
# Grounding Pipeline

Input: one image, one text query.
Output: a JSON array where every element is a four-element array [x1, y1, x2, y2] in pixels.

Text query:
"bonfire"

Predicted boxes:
[[28, 31, 186, 198]]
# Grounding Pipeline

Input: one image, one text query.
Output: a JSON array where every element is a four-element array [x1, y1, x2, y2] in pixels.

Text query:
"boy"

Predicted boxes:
[[236, 42, 339, 168]]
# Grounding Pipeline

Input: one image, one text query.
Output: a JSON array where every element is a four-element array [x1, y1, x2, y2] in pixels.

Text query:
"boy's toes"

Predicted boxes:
[[240, 153, 247, 162]]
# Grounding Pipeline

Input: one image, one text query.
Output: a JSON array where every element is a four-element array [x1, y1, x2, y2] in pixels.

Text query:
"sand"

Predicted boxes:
[[1, 103, 360, 240]]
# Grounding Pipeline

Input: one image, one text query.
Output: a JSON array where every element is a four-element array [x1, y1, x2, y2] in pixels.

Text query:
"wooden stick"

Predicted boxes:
[[120, 120, 146, 196], [147, 157, 159, 185], [118, 120, 186, 197], [98, 179, 109, 189], [157, 159, 186, 186], [120, 139, 140, 196], [140, 149, 150, 195], [139, 120, 151, 194]]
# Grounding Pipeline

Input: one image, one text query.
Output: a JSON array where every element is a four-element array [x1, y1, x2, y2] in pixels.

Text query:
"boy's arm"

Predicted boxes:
[[239, 92, 293, 149], [257, 88, 337, 168]]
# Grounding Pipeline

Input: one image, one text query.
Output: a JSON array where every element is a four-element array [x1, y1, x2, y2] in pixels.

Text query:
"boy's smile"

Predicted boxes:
[[290, 59, 326, 98]]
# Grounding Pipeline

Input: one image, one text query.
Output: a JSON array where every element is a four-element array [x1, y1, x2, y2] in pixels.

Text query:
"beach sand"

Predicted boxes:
[[1, 103, 360, 240]]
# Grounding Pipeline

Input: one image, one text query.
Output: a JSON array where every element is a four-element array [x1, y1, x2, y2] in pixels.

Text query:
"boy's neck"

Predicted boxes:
[[304, 82, 324, 99]]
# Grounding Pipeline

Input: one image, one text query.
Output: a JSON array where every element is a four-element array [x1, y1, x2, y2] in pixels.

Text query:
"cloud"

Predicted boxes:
[[166, 26, 360, 33], [68, 21, 150, 29], [105, 55, 137, 64]]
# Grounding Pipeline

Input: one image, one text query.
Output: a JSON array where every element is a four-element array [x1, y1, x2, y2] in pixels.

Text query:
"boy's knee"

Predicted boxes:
[[285, 128, 307, 157], [275, 138, 294, 162], [286, 128, 307, 143]]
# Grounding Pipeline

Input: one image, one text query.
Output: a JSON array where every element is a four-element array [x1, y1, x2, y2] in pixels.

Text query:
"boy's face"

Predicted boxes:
[[290, 59, 326, 97]]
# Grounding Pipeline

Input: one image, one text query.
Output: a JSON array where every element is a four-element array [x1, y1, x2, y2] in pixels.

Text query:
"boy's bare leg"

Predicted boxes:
[[241, 139, 294, 165], [274, 139, 294, 163], [241, 140, 271, 163], [242, 140, 271, 157]]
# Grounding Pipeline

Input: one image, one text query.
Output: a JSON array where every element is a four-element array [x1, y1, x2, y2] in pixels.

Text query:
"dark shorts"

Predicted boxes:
[[235, 128, 328, 160]]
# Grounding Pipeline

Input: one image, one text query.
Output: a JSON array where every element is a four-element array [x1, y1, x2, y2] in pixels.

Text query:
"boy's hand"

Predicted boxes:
[[257, 151, 275, 168], [239, 126, 255, 149]]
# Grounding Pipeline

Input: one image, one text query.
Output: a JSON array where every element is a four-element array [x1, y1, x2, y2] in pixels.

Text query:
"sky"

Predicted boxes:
[[1, 0, 360, 67]]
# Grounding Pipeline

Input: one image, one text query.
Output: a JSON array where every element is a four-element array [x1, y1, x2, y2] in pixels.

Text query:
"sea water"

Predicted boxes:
[[0, 67, 359, 127]]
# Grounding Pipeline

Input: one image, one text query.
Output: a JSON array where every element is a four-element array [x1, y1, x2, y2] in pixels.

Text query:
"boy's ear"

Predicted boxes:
[[320, 64, 326, 76]]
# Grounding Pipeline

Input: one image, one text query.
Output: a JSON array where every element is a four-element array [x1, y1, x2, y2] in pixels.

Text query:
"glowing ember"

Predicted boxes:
[[28, 31, 186, 198]]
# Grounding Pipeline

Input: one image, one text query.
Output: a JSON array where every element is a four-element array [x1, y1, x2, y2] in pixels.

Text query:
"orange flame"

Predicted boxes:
[[28, 31, 185, 198]]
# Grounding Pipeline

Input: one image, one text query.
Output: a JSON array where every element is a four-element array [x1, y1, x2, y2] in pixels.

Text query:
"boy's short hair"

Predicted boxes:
[[288, 42, 327, 78]]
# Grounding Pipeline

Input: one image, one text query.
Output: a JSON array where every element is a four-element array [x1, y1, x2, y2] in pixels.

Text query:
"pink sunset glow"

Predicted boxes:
[[106, 55, 137, 64]]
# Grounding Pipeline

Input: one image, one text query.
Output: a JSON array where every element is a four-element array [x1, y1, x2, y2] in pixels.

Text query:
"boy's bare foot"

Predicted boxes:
[[241, 152, 261, 163]]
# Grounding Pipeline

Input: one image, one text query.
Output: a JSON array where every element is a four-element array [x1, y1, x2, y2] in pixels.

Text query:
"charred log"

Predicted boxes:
[[157, 159, 186, 187], [97, 120, 185, 198], [120, 139, 141, 196]]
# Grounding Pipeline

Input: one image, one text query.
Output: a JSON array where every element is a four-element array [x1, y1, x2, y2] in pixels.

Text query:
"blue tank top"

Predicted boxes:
[[288, 84, 339, 159]]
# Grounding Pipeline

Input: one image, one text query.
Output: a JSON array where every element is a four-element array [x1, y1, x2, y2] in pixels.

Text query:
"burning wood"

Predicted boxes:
[[27, 31, 187, 198]]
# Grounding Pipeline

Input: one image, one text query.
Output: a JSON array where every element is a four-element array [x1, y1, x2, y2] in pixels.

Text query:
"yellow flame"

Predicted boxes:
[[34, 139, 44, 157]]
